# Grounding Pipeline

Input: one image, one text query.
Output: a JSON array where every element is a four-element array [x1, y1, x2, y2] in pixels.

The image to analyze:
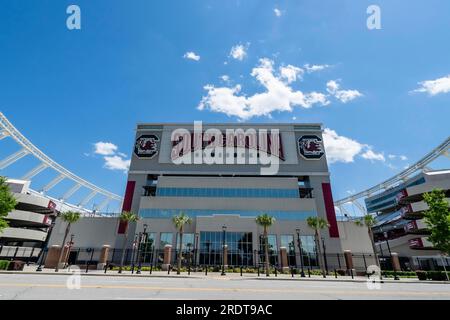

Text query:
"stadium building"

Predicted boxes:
[[120, 122, 341, 267], [0, 179, 57, 262], [45, 122, 375, 271], [366, 169, 450, 270]]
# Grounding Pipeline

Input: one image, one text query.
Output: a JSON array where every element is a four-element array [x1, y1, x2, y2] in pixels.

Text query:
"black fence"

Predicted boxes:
[[7, 245, 449, 273]]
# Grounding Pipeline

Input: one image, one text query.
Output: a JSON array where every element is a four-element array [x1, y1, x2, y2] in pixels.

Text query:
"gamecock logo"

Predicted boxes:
[[134, 135, 160, 158], [298, 135, 324, 160]]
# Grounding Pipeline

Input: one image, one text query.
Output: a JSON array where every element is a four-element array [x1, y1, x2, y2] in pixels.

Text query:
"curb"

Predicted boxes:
[[1, 271, 449, 284]]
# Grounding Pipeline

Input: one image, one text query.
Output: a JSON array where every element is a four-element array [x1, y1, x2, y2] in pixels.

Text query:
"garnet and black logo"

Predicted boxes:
[[298, 135, 324, 160], [134, 135, 160, 158]]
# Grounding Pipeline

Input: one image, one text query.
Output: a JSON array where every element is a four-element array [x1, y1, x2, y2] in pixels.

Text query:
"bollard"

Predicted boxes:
[[291, 268, 294, 278], [308, 268, 311, 278], [334, 269, 337, 279], [240, 266, 243, 277], [205, 266, 208, 276], [104, 264, 108, 274], [350, 268, 354, 279], [257, 266, 260, 277], [150, 264, 153, 275], [168, 265, 171, 275], [274, 267, 277, 277], [188, 264, 191, 276]]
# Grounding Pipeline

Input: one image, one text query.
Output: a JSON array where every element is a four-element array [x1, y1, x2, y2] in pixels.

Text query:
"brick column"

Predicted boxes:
[[344, 250, 355, 275], [97, 245, 110, 270], [279, 247, 289, 271], [44, 245, 61, 268], [391, 252, 401, 272], [162, 245, 172, 271]]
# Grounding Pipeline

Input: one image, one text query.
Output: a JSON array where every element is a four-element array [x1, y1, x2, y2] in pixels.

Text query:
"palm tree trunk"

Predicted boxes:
[[264, 228, 270, 276], [368, 228, 380, 268], [55, 223, 70, 272], [315, 229, 326, 277], [177, 229, 183, 275], [118, 226, 129, 274]]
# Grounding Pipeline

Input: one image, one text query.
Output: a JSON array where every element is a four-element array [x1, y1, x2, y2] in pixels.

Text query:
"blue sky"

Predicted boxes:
[[1, 0, 449, 212]]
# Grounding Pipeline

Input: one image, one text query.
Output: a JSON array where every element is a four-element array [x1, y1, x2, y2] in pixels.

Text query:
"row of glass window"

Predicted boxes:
[[156, 187, 300, 198], [139, 209, 316, 221], [139, 232, 316, 254]]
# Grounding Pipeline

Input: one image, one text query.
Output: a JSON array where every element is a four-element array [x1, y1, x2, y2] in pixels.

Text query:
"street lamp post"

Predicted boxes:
[[221, 226, 227, 276], [194, 232, 199, 268], [137, 224, 148, 274], [322, 238, 328, 274], [296, 228, 306, 277], [383, 230, 399, 281], [64, 234, 75, 269]]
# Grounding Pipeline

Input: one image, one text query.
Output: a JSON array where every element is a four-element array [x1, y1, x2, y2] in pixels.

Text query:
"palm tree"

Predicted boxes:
[[172, 212, 193, 275], [256, 213, 276, 276], [355, 214, 380, 269], [118, 211, 139, 274], [55, 211, 81, 272], [307, 216, 330, 277]]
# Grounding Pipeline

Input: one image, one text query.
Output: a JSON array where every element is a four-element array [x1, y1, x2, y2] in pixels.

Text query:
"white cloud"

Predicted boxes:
[[326, 80, 362, 103], [279, 65, 304, 83], [323, 128, 385, 164], [220, 75, 230, 83], [388, 154, 408, 161], [412, 75, 450, 96], [230, 44, 248, 61], [94, 142, 118, 156], [103, 156, 131, 172], [199, 58, 330, 120], [274, 8, 282, 17], [361, 149, 385, 162], [93, 141, 130, 173], [304, 64, 330, 73], [183, 51, 201, 61], [323, 129, 364, 163]]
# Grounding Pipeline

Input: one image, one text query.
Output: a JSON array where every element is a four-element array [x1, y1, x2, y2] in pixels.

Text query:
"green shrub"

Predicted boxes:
[[426, 271, 450, 281], [0, 260, 10, 270], [382, 271, 417, 278], [416, 270, 427, 280]]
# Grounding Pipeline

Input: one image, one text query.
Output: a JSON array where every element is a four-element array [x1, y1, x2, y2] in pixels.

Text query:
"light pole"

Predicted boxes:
[[296, 228, 306, 277], [137, 224, 148, 274], [383, 230, 399, 281], [221, 225, 227, 276], [194, 232, 199, 268], [64, 234, 75, 269]]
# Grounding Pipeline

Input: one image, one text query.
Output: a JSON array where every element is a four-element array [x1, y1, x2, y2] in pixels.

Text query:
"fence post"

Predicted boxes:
[[257, 265, 260, 277], [27, 247, 35, 266], [362, 254, 367, 271], [86, 249, 94, 274], [205, 265, 208, 276], [334, 269, 337, 279], [350, 268, 354, 279], [240, 266, 243, 277], [308, 268, 311, 278], [337, 253, 341, 269], [274, 266, 277, 277]]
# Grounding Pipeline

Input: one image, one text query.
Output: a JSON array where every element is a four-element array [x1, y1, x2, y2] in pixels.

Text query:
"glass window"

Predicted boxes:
[[159, 233, 173, 249], [176, 233, 195, 250]]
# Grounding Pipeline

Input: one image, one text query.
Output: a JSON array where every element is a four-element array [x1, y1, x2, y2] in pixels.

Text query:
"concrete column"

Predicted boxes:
[[279, 247, 289, 271], [344, 250, 355, 275], [391, 252, 401, 272], [44, 245, 61, 268], [97, 245, 110, 270], [162, 245, 172, 271], [223, 245, 228, 268]]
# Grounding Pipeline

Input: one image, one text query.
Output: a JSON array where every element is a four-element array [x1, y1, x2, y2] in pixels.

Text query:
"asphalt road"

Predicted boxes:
[[0, 273, 449, 300]]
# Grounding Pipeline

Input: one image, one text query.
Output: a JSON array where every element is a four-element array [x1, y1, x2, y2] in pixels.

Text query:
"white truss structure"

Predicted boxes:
[[0, 112, 123, 213], [335, 136, 450, 218]]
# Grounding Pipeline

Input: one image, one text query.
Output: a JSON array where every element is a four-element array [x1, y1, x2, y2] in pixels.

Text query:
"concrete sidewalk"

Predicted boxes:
[[1, 265, 448, 285]]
